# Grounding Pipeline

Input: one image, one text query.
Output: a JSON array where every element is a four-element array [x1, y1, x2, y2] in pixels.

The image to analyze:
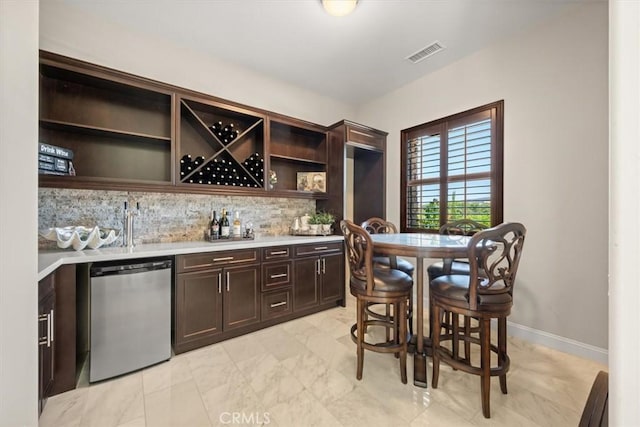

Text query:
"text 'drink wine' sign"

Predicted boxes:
[[38, 142, 75, 176]]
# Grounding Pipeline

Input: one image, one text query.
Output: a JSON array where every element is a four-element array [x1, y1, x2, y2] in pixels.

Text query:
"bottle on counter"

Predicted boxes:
[[220, 209, 230, 238], [209, 210, 219, 241], [232, 211, 242, 237]]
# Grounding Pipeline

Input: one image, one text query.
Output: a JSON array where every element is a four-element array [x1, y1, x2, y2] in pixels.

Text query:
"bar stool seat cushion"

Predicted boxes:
[[430, 275, 513, 310], [351, 268, 413, 295]]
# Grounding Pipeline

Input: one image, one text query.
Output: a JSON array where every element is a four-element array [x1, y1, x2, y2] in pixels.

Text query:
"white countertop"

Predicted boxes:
[[38, 235, 344, 280]]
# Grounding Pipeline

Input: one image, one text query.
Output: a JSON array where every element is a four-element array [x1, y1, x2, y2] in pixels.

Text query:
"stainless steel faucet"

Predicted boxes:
[[122, 201, 140, 248]]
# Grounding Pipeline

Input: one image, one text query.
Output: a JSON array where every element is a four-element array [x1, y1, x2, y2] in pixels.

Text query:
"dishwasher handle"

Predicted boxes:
[[91, 258, 172, 277]]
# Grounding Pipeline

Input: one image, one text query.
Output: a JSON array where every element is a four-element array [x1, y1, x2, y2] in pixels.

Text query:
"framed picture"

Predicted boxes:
[[297, 172, 326, 192]]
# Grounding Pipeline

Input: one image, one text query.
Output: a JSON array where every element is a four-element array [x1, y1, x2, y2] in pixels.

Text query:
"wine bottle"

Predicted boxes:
[[232, 211, 241, 237], [220, 209, 230, 238], [209, 210, 219, 241]]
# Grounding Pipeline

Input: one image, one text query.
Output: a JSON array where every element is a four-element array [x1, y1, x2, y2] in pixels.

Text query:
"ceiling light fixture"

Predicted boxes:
[[322, 0, 358, 17]]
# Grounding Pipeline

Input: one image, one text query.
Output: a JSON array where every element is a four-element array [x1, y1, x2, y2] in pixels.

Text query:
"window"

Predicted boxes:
[[401, 101, 503, 232]]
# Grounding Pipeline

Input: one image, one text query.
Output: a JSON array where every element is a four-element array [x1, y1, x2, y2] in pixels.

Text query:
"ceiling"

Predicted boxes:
[[57, 0, 584, 105]]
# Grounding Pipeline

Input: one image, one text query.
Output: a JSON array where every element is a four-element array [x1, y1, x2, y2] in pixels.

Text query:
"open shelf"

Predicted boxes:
[[268, 119, 327, 193], [40, 63, 172, 139], [38, 59, 173, 186]]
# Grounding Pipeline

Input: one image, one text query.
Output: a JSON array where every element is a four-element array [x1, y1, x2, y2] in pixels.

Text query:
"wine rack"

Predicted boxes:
[[178, 97, 265, 189]]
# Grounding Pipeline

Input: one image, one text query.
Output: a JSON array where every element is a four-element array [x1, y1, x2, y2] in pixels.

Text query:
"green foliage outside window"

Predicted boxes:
[[418, 193, 491, 230]]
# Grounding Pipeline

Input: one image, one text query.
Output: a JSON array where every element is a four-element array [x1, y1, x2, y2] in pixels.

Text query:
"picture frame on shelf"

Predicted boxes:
[[296, 172, 326, 192]]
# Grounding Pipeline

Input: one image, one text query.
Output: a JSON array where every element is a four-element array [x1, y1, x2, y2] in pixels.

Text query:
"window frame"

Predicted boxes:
[[400, 100, 504, 232]]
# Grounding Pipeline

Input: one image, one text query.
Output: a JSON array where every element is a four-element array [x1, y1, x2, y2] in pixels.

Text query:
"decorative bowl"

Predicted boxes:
[[39, 226, 121, 251]]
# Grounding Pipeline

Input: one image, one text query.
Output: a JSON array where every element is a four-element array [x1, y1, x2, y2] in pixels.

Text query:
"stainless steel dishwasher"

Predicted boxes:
[[89, 257, 172, 382]]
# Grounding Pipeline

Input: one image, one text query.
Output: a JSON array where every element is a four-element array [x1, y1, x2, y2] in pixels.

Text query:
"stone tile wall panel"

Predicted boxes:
[[38, 188, 316, 249]]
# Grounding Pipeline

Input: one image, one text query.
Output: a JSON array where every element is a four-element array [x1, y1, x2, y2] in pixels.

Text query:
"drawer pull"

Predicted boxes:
[[213, 256, 234, 262], [270, 273, 287, 279], [270, 250, 288, 255], [314, 246, 328, 251], [270, 301, 287, 308]]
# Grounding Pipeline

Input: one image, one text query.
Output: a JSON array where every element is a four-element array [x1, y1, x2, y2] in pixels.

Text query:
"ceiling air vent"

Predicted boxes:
[[406, 41, 445, 64]]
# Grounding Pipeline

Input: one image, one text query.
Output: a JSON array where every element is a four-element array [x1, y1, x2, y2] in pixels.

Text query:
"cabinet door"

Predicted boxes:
[[175, 269, 223, 349], [38, 278, 55, 414], [320, 252, 344, 304], [293, 257, 320, 311], [223, 264, 261, 331]]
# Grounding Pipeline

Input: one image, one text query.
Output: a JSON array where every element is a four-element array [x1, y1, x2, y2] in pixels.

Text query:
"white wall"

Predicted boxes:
[[39, 1, 355, 126], [609, 1, 640, 423], [356, 4, 609, 354], [0, 1, 39, 425]]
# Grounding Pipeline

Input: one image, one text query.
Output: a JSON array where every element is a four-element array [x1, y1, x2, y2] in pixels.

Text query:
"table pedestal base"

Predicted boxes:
[[413, 352, 428, 388]]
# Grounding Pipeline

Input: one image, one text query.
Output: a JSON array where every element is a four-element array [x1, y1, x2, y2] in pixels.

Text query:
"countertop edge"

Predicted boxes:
[[38, 235, 344, 281]]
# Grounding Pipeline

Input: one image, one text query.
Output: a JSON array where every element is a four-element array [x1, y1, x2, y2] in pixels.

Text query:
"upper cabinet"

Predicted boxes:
[[39, 54, 174, 188], [37, 52, 372, 201], [268, 115, 327, 195], [178, 96, 266, 190]]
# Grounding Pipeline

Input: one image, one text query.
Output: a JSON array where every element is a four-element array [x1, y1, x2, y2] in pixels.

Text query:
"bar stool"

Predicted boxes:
[[340, 220, 413, 383], [431, 222, 526, 418], [361, 217, 414, 337]]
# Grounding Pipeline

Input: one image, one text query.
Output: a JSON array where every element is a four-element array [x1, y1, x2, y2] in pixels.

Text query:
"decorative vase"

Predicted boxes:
[[309, 224, 320, 234]]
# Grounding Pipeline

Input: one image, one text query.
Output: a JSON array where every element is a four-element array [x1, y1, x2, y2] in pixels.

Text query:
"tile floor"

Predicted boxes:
[[39, 297, 606, 427]]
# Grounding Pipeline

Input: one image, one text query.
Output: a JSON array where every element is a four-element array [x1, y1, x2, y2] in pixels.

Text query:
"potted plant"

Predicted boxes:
[[307, 212, 322, 234], [318, 211, 335, 234]]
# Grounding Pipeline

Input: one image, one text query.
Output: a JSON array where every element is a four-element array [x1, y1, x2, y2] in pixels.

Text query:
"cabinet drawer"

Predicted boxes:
[[261, 289, 292, 321], [346, 125, 385, 151], [177, 249, 260, 273], [294, 242, 343, 257], [262, 261, 292, 291], [263, 246, 291, 260]]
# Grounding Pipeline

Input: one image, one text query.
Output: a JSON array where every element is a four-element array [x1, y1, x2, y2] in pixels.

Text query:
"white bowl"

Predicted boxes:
[[39, 226, 121, 251]]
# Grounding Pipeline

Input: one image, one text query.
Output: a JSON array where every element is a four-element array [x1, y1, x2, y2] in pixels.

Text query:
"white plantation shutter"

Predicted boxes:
[[402, 102, 503, 231]]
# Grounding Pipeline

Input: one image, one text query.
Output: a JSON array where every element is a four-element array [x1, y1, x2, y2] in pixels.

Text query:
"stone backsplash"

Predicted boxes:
[[38, 188, 316, 249]]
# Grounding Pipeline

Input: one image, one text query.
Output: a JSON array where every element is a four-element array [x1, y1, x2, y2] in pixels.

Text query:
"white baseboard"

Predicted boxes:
[[506, 320, 609, 366]]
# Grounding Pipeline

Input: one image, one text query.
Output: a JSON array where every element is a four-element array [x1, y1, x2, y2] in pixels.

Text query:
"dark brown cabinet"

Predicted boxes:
[[38, 275, 55, 415], [260, 246, 293, 321], [174, 250, 261, 353], [293, 242, 345, 312], [222, 264, 261, 331], [320, 120, 387, 227], [38, 264, 76, 415], [268, 114, 328, 197], [39, 52, 173, 188], [174, 268, 224, 351], [178, 96, 266, 190], [38, 51, 333, 199]]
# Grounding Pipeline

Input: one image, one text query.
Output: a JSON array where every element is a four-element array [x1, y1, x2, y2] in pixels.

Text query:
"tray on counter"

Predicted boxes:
[[290, 228, 334, 237], [207, 235, 255, 243]]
